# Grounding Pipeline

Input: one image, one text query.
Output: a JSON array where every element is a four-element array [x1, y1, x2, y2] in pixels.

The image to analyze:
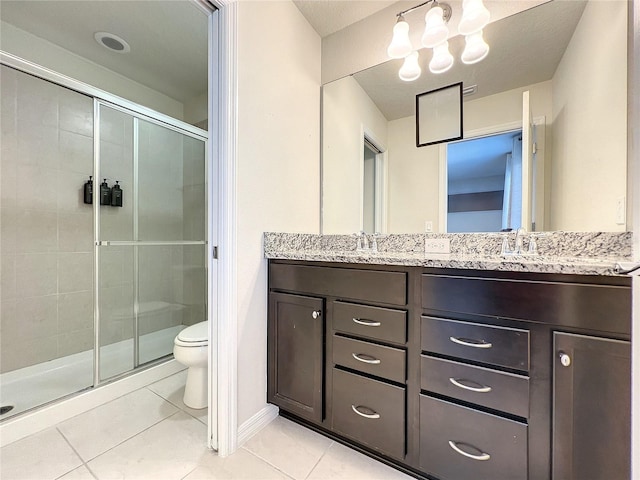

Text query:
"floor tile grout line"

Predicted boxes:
[[145, 384, 207, 424], [54, 426, 98, 480], [178, 463, 201, 480], [304, 440, 334, 480], [79, 409, 183, 464], [239, 446, 297, 480]]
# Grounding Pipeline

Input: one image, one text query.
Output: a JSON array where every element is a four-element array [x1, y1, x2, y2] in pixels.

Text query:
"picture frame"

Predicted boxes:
[[416, 82, 463, 148]]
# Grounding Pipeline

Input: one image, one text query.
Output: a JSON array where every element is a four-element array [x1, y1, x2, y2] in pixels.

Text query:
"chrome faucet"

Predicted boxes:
[[356, 231, 369, 251], [371, 233, 380, 253], [498, 228, 547, 256], [514, 227, 527, 255]]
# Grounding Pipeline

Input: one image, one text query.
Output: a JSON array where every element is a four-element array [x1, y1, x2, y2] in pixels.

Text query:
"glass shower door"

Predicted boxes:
[[97, 103, 206, 381]]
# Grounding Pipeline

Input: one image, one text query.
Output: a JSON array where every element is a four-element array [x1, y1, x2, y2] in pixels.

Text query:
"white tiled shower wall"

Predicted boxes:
[[0, 66, 206, 374], [1, 65, 95, 373]]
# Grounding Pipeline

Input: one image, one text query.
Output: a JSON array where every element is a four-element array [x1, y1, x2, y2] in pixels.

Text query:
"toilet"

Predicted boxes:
[[173, 321, 208, 409]]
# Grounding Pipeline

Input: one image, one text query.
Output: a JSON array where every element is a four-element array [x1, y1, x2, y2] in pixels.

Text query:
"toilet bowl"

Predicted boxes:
[[173, 321, 208, 409]]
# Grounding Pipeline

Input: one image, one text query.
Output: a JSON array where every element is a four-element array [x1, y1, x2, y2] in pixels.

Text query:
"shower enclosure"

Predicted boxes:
[[0, 64, 207, 418]]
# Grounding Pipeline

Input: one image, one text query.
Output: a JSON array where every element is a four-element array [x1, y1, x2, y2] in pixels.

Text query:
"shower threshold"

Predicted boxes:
[[0, 325, 182, 420]]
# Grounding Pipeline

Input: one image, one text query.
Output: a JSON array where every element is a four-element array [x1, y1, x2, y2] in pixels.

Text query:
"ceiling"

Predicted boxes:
[[0, 0, 391, 104], [0, 0, 208, 103], [352, 0, 587, 120], [0, 0, 584, 116], [448, 131, 518, 182], [293, 0, 399, 37]]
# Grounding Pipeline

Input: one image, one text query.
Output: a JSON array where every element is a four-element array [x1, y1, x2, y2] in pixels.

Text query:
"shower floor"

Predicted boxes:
[[0, 325, 183, 420]]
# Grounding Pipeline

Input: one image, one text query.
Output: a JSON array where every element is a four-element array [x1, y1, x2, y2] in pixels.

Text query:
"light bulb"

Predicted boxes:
[[458, 0, 490, 35], [387, 16, 413, 59], [399, 51, 421, 81], [429, 41, 454, 74], [461, 30, 490, 64], [421, 6, 449, 48]]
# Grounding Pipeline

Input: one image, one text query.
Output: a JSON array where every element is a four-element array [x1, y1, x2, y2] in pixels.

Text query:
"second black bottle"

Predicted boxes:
[[100, 179, 111, 205]]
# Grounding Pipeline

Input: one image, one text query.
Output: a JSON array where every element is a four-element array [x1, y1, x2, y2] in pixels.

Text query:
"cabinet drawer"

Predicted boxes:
[[421, 316, 529, 371], [422, 273, 631, 335], [333, 335, 406, 383], [270, 263, 407, 306], [333, 301, 407, 344], [420, 395, 527, 480], [421, 355, 529, 418], [332, 369, 405, 460]]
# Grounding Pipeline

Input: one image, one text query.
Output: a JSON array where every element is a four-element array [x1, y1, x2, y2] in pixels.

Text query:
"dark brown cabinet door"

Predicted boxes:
[[553, 332, 631, 480], [268, 292, 324, 424]]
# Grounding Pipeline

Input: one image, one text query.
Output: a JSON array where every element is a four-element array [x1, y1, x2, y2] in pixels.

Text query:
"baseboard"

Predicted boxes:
[[237, 403, 279, 447], [0, 359, 185, 447]]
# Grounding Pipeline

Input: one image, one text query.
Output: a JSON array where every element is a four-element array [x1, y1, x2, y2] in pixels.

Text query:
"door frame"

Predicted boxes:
[[438, 117, 545, 233], [628, 0, 640, 477], [359, 126, 388, 234], [207, 0, 237, 456]]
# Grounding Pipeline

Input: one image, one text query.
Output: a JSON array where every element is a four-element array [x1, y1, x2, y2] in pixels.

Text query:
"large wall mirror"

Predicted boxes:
[[322, 0, 628, 234]]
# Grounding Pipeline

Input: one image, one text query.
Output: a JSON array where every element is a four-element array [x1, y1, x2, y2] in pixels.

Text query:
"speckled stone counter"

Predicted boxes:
[[264, 232, 635, 276]]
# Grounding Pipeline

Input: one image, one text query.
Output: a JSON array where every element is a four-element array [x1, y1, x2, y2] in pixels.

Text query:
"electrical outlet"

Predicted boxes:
[[425, 238, 451, 254], [616, 196, 626, 225], [425, 221, 433, 232]]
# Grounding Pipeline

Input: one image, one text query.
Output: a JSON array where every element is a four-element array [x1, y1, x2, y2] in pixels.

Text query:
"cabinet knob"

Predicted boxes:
[[559, 352, 571, 367], [312, 310, 321, 319]]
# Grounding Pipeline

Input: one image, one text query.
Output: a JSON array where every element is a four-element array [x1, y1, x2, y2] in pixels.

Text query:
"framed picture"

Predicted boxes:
[[416, 82, 463, 148]]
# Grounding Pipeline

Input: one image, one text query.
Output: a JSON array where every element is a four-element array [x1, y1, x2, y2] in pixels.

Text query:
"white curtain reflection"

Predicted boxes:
[[502, 135, 523, 230]]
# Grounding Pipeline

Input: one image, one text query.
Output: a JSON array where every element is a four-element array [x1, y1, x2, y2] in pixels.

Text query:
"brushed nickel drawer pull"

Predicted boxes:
[[449, 377, 492, 393], [351, 404, 380, 419], [448, 440, 491, 461], [353, 318, 381, 327], [351, 353, 381, 365], [449, 336, 493, 349]]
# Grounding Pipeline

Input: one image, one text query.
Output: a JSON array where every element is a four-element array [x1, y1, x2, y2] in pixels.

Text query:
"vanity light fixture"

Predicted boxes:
[[387, 0, 490, 81], [387, 15, 413, 58], [399, 51, 422, 81], [461, 30, 490, 64]]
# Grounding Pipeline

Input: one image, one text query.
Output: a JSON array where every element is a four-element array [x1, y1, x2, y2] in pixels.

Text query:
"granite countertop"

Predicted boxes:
[[264, 232, 635, 276]]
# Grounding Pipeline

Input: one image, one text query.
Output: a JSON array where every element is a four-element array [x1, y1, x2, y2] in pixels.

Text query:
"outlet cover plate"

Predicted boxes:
[[425, 238, 451, 254]]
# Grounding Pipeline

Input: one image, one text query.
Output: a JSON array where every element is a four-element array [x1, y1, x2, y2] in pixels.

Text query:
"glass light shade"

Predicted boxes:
[[429, 42, 454, 74], [421, 6, 449, 48], [458, 0, 490, 35], [399, 51, 421, 81], [387, 18, 413, 59], [461, 30, 490, 64]]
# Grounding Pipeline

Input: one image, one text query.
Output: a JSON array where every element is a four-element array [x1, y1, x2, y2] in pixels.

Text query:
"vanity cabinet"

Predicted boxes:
[[268, 261, 410, 460], [552, 332, 631, 480], [267, 292, 324, 423], [267, 260, 632, 480]]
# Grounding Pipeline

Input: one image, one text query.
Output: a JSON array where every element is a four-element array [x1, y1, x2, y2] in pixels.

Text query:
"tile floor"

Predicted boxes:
[[0, 371, 414, 480]]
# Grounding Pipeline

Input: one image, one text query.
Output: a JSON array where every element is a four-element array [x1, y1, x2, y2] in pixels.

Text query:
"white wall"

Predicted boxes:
[[550, 0, 627, 232], [322, 76, 387, 234], [387, 115, 440, 233], [183, 92, 208, 127], [236, 0, 321, 426], [0, 21, 184, 120]]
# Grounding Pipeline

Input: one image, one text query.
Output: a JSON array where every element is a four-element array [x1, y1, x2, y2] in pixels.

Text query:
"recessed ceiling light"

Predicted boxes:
[[94, 32, 130, 54]]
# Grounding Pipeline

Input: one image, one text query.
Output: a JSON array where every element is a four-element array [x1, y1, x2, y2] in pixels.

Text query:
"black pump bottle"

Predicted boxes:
[[111, 181, 123, 207], [83, 176, 93, 204], [100, 179, 111, 205]]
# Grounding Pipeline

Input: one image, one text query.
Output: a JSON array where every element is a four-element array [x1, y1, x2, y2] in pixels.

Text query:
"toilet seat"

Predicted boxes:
[[174, 321, 208, 347]]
